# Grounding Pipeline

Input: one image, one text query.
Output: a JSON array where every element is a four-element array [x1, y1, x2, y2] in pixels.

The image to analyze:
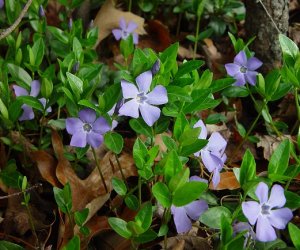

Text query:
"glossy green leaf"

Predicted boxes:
[[200, 206, 232, 229], [239, 149, 256, 187], [288, 223, 300, 250], [112, 177, 127, 196], [104, 132, 124, 154], [152, 182, 172, 208], [108, 217, 132, 239]]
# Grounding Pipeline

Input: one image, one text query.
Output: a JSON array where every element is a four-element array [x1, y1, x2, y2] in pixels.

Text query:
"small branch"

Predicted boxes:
[[257, 0, 281, 34], [0, 183, 42, 200], [0, 0, 34, 41]]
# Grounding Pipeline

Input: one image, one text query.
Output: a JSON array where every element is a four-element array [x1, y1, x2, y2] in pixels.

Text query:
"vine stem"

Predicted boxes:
[[193, 14, 201, 60], [128, 0, 132, 12], [92, 147, 108, 193], [0, 0, 34, 40]]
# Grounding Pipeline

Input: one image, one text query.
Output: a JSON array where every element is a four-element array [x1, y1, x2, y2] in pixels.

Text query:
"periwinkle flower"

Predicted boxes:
[[242, 182, 293, 242], [39, 5, 45, 18], [225, 51, 262, 86], [66, 108, 110, 148], [194, 120, 227, 188], [13, 80, 52, 121], [171, 176, 208, 233], [0, 0, 4, 9], [119, 70, 168, 127], [112, 18, 139, 44]]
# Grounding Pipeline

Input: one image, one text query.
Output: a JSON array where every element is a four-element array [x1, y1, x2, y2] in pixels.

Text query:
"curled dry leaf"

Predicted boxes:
[[94, 0, 146, 46], [209, 171, 240, 190]]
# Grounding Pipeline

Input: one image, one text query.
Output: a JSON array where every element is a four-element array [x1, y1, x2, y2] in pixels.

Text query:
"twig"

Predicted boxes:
[[0, 183, 42, 200], [0, 0, 34, 41]]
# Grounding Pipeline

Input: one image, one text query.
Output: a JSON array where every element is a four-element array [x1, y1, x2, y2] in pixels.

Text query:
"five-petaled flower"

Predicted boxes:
[[171, 176, 208, 233], [112, 18, 139, 44], [242, 182, 293, 242], [13, 80, 52, 121], [193, 120, 227, 188], [225, 50, 262, 86], [66, 108, 110, 148], [119, 70, 168, 126]]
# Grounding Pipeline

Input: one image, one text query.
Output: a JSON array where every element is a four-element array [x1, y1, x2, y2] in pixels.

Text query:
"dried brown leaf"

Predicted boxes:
[[209, 171, 240, 190]]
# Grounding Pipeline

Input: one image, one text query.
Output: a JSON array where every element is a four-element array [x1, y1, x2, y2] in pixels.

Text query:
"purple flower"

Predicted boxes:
[[13, 80, 52, 121], [171, 176, 208, 233], [0, 0, 4, 9], [39, 5, 45, 18], [242, 182, 293, 242], [193, 120, 227, 188], [66, 108, 110, 148], [225, 51, 262, 86], [112, 18, 139, 44], [119, 71, 168, 127]]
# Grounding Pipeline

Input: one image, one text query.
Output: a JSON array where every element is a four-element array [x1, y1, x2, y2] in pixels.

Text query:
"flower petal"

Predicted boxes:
[[193, 120, 207, 139], [0, 0, 4, 9], [30, 80, 41, 97], [268, 184, 286, 209], [127, 21, 138, 32], [112, 29, 122, 40], [189, 176, 208, 184], [207, 132, 227, 154], [255, 182, 269, 204], [19, 105, 34, 121], [201, 150, 223, 173], [242, 201, 260, 225], [212, 167, 221, 188], [87, 131, 103, 148], [225, 63, 240, 76], [132, 33, 139, 44], [93, 117, 111, 134], [233, 72, 246, 86], [119, 18, 126, 30], [121, 80, 139, 99], [13, 85, 28, 97], [234, 51, 247, 66], [136, 71, 152, 93], [268, 208, 293, 229], [139, 103, 160, 126], [146, 85, 168, 105], [70, 130, 87, 148], [256, 215, 277, 242], [66, 118, 84, 135], [79, 108, 96, 123], [39, 98, 52, 113], [119, 99, 140, 118], [247, 57, 263, 71], [171, 206, 192, 233], [185, 200, 208, 220], [245, 71, 258, 86]]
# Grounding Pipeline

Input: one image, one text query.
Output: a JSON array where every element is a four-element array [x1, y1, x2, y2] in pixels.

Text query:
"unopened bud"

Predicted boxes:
[[68, 18, 73, 30], [71, 61, 80, 73], [39, 5, 45, 18], [151, 59, 161, 75]]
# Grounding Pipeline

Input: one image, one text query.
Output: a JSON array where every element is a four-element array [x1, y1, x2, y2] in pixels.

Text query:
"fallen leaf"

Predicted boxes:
[[158, 235, 210, 250], [209, 171, 240, 190], [94, 0, 146, 46]]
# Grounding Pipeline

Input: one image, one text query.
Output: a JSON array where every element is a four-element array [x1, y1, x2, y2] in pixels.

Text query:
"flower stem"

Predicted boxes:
[[193, 14, 201, 60], [114, 153, 128, 189], [128, 0, 132, 12], [138, 176, 142, 207], [295, 88, 300, 122], [92, 147, 108, 193]]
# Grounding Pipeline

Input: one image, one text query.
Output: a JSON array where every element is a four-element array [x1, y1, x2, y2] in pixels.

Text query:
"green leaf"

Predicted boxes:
[[74, 208, 89, 226], [32, 38, 45, 67], [125, 195, 139, 210], [53, 183, 72, 214], [0, 241, 24, 250], [152, 182, 172, 208], [0, 161, 23, 188], [161, 135, 178, 151], [135, 202, 153, 231], [108, 217, 132, 239], [179, 127, 200, 146], [168, 168, 190, 192], [112, 177, 127, 196], [220, 214, 233, 245], [66, 72, 83, 99], [279, 34, 299, 60], [166, 86, 193, 102], [285, 191, 300, 209], [62, 235, 80, 250], [239, 149, 256, 187], [288, 223, 300, 250], [17, 96, 44, 112], [7, 63, 32, 85], [173, 112, 188, 140], [172, 181, 207, 206], [199, 206, 232, 229], [120, 35, 134, 58], [268, 139, 290, 178], [0, 98, 9, 119], [160, 43, 179, 73], [73, 37, 83, 60], [129, 118, 153, 137], [175, 60, 204, 78], [222, 86, 249, 97], [134, 229, 157, 243], [179, 139, 207, 157], [164, 150, 183, 183], [133, 138, 148, 169], [104, 132, 124, 154]]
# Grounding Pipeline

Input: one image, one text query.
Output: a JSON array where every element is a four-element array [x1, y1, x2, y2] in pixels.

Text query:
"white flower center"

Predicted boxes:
[[122, 30, 129, 39], [240, 66, 247, 73], [83, 123, 92, 132], [136, 92, 147, 104], [261, 204, 271, 215]]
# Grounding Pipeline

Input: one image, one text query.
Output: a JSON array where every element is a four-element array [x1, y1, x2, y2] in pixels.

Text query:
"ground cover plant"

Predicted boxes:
[[0, 0, 300, 249]]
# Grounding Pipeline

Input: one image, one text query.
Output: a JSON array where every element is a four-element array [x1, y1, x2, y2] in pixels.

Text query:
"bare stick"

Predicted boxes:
[[0, 0, 34, 41], [0, 183, 42, 200]]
